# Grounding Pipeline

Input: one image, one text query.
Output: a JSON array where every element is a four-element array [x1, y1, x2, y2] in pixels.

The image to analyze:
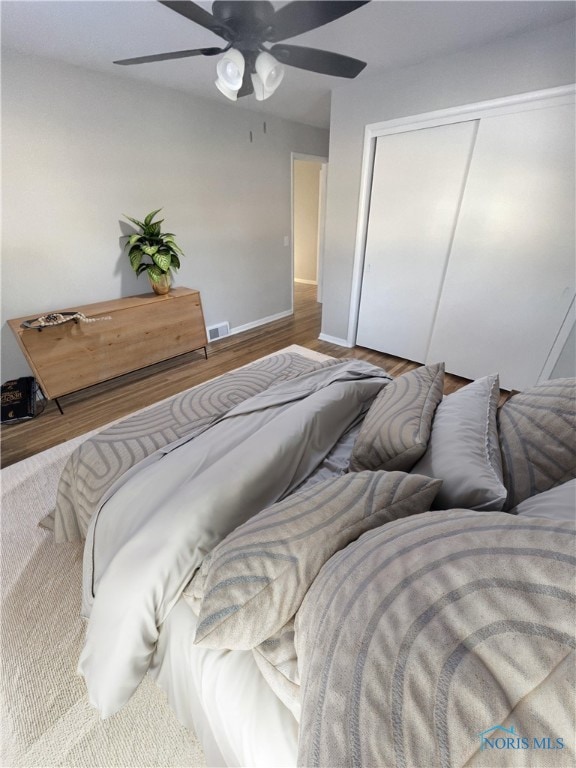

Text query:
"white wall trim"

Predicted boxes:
[[318, 332, 353, 348], [316, 162, 328, 304], [347, 131, 378, 346], [294, 278, 318, 285], [347, 83, 576, 347], [538, 296, 575, 382], [230, 309, 292, 336], [364, 84, 576, 139], [291, 152, 330, 163]]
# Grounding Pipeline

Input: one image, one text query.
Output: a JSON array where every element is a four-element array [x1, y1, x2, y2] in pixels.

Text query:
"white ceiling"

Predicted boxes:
[[2, 0, 575, 128]]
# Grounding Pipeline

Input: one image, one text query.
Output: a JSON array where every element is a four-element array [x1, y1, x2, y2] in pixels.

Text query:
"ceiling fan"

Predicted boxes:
[[114, 0, 370, 101]]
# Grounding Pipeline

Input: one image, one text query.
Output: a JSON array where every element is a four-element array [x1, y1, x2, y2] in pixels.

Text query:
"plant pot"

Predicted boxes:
[[151, 273, 171, 295]]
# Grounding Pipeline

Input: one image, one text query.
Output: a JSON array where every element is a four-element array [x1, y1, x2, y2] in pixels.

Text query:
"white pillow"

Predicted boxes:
[[412, 374, 507, 510], [513, 480, 576, 523]]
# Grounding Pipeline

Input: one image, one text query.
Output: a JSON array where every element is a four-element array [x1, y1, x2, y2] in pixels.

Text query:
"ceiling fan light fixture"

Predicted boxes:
[[250, 72, 268, 101], [215, 78, 238, 101], [216, 48, 245, 91], [253, 52, 284, 99]]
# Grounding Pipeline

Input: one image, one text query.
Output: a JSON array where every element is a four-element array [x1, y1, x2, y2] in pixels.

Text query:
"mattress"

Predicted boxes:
[[151, 599, 298, 768]]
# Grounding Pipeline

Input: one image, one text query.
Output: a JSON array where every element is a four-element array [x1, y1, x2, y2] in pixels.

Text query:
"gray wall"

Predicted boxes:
[[1, 50, 328, 380], [321, 20, 576, 343]]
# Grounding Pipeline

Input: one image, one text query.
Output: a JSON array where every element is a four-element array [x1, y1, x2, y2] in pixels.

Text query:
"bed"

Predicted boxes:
[[51, 347, 576, 768]]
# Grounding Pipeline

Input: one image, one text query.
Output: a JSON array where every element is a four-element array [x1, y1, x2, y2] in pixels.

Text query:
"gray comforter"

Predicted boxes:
[[296, 509, 576, 767], [77, 359, 390, 718]]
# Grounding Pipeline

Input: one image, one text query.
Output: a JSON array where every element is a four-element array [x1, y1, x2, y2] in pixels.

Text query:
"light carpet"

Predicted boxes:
[[1, 422, 208, 768], [0, 345, 327, 768]]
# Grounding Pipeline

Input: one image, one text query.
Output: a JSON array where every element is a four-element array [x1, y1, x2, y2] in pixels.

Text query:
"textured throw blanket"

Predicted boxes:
[[77, 359, 390, 718]]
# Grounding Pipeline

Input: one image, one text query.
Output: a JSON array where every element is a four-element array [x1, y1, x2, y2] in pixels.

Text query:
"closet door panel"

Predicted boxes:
[[427, 104, 575, 390], [356, 121, 477, 361]]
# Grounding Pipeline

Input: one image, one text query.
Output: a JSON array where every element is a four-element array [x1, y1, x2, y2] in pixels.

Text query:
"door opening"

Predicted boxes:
[[291, 153, 328, 305]]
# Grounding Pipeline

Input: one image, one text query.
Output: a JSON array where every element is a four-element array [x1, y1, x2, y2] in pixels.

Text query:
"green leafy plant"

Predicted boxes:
[[122, 209, 185, 284]]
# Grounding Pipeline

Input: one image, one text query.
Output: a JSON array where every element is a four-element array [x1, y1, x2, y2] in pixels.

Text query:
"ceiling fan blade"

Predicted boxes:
[[267, 1, 370, 43], [157, 0, 232, 39], [114, 47, 223, 66], [270, 44, 366, 78]]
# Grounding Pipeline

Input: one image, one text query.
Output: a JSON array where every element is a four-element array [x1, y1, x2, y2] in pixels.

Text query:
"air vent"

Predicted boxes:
[[207, 322, 230, 341]]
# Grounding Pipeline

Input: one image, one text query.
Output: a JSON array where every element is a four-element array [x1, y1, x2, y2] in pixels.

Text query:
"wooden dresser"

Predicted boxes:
[[8, 287, 207, 403]]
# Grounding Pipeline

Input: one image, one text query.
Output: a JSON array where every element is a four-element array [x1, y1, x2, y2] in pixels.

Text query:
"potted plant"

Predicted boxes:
[[122, 208, 185, 295]]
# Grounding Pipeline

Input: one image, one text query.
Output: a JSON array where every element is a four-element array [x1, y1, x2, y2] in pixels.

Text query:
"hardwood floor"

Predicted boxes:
[[1, 283, 472, 468]]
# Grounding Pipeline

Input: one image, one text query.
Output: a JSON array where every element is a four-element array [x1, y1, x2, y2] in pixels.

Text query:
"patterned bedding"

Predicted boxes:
[[53, 352, 335, 541], [55, 352, 575, 767], [186, 489, 575, 767], [76, 357, 391, 718], [296, 509, 575, 768], [181, 372, 575, 767]]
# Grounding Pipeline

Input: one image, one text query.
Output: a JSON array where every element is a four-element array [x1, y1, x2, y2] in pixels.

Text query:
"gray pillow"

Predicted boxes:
[[498, 378, 576, 510], [412, 374, 507, 510], [349, 363, 445, 472], [185, 470, 442, 650], [512, 479, 576, 523]]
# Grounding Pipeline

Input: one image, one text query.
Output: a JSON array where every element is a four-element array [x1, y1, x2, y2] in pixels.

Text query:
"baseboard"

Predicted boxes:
[[318, 332, 353, 348], [230, 309, 293, 336], [294, 278, 318, 285]]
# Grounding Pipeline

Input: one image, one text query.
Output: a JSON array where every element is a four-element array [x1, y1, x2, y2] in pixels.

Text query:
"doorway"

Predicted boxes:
[[291, 153, 328, 304]]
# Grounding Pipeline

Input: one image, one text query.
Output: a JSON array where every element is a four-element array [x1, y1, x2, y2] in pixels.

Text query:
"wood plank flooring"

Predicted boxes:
[[1, 283, 472, 468]]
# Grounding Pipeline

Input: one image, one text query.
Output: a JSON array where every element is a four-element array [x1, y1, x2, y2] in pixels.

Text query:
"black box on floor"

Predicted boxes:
[[1, 377, 36, 422]]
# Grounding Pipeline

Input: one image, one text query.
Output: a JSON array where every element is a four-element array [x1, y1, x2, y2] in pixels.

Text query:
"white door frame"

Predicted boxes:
[[316, 163, 328, 303], [347, 84, 576, 347], [291, 152, 329, 308]]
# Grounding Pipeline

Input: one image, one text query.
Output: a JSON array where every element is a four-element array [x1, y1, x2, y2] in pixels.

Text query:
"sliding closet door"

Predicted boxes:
[[356, 120, 477, 361], [427, 104, 575, 390]]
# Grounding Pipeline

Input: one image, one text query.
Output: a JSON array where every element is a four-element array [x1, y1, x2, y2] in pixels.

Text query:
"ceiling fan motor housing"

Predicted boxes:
[[212, 1, 276, 49]]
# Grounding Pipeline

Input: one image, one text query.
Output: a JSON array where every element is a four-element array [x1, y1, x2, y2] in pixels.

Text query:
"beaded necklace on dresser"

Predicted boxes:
[[21, 312, 112, 329]]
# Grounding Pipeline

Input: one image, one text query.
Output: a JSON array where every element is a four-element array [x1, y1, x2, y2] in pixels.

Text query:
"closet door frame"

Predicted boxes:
[[348, 84, 576, 349]]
